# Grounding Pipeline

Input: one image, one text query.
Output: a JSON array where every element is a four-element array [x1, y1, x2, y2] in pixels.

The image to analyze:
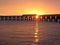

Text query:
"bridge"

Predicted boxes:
[[0, 14, 60, 22]]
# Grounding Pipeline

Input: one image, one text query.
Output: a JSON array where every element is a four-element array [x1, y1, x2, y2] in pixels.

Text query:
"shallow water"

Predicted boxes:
[[0, 21, 60, 45]]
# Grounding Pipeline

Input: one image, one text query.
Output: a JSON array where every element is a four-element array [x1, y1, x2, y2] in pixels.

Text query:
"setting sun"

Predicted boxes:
[[36, 15, 39, 19]]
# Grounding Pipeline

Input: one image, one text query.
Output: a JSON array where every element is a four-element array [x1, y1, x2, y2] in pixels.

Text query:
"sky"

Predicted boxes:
[[0, 0, 60, 15]]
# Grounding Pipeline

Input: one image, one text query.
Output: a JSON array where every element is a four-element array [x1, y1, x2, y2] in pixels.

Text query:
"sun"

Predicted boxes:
[[36, 15, 39, 19]]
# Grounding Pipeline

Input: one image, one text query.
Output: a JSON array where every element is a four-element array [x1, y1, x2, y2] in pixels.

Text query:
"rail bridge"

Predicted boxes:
[[0, 14, 60, 22]]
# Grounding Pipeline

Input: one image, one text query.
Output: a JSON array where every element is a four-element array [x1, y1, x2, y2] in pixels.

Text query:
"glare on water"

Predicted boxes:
[[34, 20, 39, 45]]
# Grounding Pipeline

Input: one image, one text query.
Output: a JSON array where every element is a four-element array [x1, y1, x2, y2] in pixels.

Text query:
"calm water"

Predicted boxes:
[[0, 21, 60, 45]]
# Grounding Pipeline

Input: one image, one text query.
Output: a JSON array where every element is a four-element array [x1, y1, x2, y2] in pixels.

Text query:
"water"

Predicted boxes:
[[0, 21, 60, 45]]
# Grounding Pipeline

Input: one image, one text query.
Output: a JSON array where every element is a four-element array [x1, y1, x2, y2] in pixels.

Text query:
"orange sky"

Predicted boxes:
[[0, 0, 60, 15]]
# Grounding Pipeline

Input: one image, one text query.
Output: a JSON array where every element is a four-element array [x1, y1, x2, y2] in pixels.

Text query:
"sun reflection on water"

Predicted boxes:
[[33, 20, 39, 45], [34, 32, 38, 35]]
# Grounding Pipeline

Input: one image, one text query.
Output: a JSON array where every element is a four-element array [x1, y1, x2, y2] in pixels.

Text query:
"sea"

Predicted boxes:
[[0, 21, 60, 45]]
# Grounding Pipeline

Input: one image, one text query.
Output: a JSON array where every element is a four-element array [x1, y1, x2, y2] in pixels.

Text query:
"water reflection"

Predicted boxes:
[[34, 21, 39, 45]]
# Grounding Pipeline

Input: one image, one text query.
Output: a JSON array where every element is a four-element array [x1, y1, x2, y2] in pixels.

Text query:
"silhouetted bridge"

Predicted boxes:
[[0, 14, 60, 22]]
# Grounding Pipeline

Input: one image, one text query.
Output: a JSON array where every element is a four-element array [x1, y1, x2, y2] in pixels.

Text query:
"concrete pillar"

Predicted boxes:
[[7, 16, 9, 21], [27, 16, 29, 21], [31, 16, 33, 21], [45, 16, 47, 19], [22, 16, 24, 21], [15, 16, 17, 20], [50, 16, 52, 19], [11, 16, 12, 21], [48, 19, 50, 22], [43, 19, 45, 21], [55, 16, 57, 19], [57, 19, 60, 22], [4, 16, 5, 21], [52, 19, 55, 22], [26, 16, 28, 21], [19, 16, 21, 21]]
